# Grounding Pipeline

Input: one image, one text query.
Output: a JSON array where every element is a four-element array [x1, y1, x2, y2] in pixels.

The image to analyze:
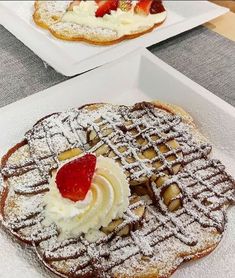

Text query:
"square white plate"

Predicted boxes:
[[0, 1, 228, 76], [0, 49, 234, 278]]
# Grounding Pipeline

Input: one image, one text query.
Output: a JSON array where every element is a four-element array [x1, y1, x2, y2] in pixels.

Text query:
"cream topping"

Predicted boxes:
[[61, 1, 167, 37], [43, 156, 130, 240]]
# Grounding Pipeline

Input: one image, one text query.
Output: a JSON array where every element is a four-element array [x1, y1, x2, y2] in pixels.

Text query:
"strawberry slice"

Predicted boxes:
[[150, 0, 165, 14], [95, 0, 119, 17], [134, 0, 153, 16], [56, 154, 96, 202]]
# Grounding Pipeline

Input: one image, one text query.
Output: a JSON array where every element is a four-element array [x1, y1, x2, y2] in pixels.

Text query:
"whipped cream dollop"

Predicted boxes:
[[62, 1, 167, 37], [44, 156, 130, 240]]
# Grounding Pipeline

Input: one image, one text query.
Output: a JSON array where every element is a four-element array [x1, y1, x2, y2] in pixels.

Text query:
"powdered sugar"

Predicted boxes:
[[0, 102, 234, 277]]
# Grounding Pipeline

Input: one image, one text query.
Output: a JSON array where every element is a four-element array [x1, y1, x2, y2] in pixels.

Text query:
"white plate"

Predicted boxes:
[[0, 1, 228, 76], [0, 49, 234, 278]]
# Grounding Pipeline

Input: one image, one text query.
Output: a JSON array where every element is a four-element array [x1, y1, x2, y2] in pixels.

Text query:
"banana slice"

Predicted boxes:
[[143, 148, 156, 160], [108, 151, 116, 158], [58, 148, 83, 161], [101, 219, 123, 235], [89, 128, 113, 141], [163, 183, 181, 212], [166, 139, 182, 174], [168, 198, 181, 212], [101, 195, 145, 236], [143, 137, 182, 175], [152, 175, 181, 211], [94, 144, 110, 156], [88, 130, 97, 142], [163, 184, 180, 205]]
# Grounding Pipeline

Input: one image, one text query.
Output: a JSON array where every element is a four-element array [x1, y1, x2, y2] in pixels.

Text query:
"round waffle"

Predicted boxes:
[[0, 101, 234, 278], [33, 1, 167, 45]]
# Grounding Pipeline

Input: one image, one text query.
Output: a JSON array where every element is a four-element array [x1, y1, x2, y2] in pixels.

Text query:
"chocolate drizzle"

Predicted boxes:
[[0, 102, 235, 278]]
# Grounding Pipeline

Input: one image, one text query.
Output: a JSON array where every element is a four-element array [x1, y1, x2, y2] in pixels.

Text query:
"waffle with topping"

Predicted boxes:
[[33, 0, 167, 45], [0, 101, 234, 278]]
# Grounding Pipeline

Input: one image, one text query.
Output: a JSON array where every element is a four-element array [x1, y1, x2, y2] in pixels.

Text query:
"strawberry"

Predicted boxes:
[[118, 0, 132, 11], [150, 0, 165, 14], [134, 0, 153, 16], [95, 0, 119, 17], [56, 154, 96, 202]]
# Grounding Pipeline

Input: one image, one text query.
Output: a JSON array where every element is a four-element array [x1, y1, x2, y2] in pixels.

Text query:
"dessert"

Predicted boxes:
[[33, 0, 167, 45], [0, 101, 234, 278]]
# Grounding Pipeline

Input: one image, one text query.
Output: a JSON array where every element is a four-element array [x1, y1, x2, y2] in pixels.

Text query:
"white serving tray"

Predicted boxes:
[[0, 1, 228, 76], [0, 49, 234, 278]]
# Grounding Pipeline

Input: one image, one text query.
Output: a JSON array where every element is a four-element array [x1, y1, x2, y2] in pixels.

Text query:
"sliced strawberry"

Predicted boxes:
[[134, 0, 153, 16], [150, 0, 165, 14], [118, 0, 132, 11], [95, 0, 119, 17], [56, 154, 96, 202], [67, 0, 81, 11]]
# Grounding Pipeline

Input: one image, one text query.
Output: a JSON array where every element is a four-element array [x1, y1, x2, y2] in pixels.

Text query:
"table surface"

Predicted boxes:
[[0, 4, 234, 108], [210, 1, 235, 13], [205, 11, 235, 41]]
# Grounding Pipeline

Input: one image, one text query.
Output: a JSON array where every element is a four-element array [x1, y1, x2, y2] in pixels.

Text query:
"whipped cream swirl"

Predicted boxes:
[[44, 156, 130, 240]]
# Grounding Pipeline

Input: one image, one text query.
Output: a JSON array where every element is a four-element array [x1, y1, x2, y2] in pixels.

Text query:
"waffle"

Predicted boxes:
[[0, 101, 234, 278], [33, 1, 167, 45]]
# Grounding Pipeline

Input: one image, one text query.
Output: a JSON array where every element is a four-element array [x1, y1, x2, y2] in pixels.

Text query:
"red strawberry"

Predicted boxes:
[[95, 0, 119, 17], [56, 154, 96, 202], [150, 0, 165, 14], [134, 0, 153, 16], [118, 0, 132, 11]]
